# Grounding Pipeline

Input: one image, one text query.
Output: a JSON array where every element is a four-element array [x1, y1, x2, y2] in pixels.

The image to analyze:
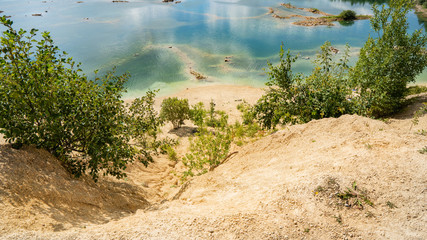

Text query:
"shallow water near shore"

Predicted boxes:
[[1, 0, 426, 97]]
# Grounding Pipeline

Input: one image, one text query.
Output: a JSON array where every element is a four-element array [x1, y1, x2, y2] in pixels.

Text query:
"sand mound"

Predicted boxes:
[[0, 145, 149, 234], [2, 113, 425, 239]]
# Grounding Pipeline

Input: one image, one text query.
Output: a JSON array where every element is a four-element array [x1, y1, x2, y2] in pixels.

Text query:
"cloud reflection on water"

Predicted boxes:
[[0, 0, 425, 97]]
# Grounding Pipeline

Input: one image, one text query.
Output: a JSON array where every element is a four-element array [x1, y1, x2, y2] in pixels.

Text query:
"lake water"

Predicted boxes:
[[1, 0, 426, 97]]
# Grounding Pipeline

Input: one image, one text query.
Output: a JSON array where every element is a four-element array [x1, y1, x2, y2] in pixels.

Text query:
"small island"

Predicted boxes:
[[190, 70, 207, 80], [271, 3, 371, 27]]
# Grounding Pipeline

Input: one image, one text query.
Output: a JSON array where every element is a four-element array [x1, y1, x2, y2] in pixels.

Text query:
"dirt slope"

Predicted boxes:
[[0, 145, 150, 234], [0, 89, 426, 240]]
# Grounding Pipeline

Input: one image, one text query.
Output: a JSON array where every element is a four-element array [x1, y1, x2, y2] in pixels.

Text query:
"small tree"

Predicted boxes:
[[338, 10, 357, 21], [189, 102, 206, 127], [253, 42, 353, 129], [0, 16, 136, 181], [160, 97, 190, 129], [351, 0, 427, 117], [206, 100, 229, 129], [182, 127, 231, 179], [237, 100, 255, 125], [128, 90, 164, 165], [252, 44, 299, 129]]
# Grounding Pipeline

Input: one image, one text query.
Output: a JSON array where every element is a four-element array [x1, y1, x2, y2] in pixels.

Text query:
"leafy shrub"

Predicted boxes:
[[338, 10, 357, 20], [407, 85, 427, 95], [160, 97, 190, 129], [252, 44, 299, 129], [237, 101, 256, 125], [206, 100, 228, 129], [128, 90, 164, 164], [189, 102, 206, 127], [253, 42, 353, 129], [161, 143, 178, 161], [182, 101, 268, 180], [254, 0, 426, 128], [181, 100, 232, 180], [0, 17, 136, 181], [350, 0, 427, 117], [182, 128, 231, 179], [412, 102, 427, 128], [230, 121, 264, 144], [189, 100, 229, 129]]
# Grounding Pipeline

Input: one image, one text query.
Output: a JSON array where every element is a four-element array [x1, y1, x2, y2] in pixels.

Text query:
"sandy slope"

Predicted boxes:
[[0, 86, 426, 240]]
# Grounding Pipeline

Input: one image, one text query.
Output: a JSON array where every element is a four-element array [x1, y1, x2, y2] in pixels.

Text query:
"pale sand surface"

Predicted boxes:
[[1, 85, 426, 239], [155, 85, 265, 123], [124, 84, 265, 125]]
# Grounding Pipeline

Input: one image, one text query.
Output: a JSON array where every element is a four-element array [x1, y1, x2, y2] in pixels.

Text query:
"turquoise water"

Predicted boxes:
[[1, 0, 426, 97]]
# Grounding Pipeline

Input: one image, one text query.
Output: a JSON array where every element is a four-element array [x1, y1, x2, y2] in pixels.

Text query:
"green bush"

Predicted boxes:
[[206, 100, 228, 129], [230, 121, 264, 143], [254, 0, 426, 128], [161, 143, 178, 162], [253, 42, 353, 129], [182, 102, 268, 180], [128, 90, 164, 164], [160, 97, 190, 129], [189, 102, 206, 127], [406, 85, 427, 95], [237, 101, 255, 125], [188, 101, 229, 129], [252, 44, 299, 129], [0, 16, 136, 181], [412, 102, 427, 127], [351, 0, 427, 117], [182, 127, 231, 179], [338, 10, 357, 20]]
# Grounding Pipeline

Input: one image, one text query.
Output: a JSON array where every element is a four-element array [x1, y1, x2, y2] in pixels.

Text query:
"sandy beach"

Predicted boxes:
[[153, 85, 264, 123]]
